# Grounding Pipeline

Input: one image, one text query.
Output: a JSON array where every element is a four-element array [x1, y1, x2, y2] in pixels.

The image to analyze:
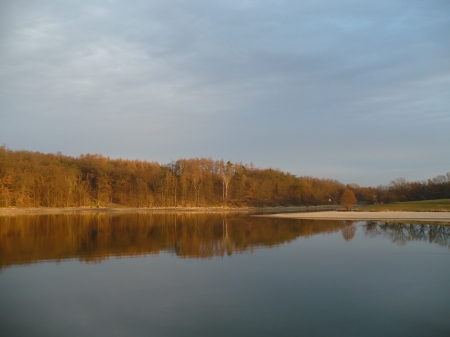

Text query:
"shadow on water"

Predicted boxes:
[[1, 214, 449, 269]]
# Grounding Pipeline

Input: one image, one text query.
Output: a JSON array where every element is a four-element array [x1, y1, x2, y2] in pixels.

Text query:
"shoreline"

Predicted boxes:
[[2, 207, 449, 223], [0, 205, 338, 216], [264, 211, 450, 223]]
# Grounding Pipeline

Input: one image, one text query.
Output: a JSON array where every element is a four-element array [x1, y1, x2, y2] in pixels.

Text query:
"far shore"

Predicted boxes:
[[2, 207, 449, 223], [264, 211, 450, 223], [0, 205, 337, 216]]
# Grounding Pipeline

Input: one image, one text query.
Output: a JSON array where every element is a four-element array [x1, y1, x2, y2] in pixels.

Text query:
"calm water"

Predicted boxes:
[[1, 213, 449, 337]]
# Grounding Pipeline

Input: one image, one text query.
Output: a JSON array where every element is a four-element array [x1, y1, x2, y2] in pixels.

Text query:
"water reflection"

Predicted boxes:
[[363, 221, 450, 248], [341, 223, 357, 241], [1, 214, 449, 269], [1, 213, 351, 269]]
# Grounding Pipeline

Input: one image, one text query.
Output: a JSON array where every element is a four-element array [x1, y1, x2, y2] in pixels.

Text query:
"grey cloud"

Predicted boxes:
[[1, 0, 449, 185]]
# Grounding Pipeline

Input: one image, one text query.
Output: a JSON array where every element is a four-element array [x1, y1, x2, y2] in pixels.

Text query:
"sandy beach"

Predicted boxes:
[[266, 211, 450, 223], [1, 207, 449, 223]]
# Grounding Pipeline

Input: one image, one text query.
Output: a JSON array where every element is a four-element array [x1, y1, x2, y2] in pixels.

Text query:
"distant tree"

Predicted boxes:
[[340, 187, 357, 210], [221, 161, 233, 204], [389, 177, 409, 202]]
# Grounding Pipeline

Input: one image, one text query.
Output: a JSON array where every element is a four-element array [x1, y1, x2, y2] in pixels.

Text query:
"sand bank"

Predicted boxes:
[[265, 211, 450, 222]]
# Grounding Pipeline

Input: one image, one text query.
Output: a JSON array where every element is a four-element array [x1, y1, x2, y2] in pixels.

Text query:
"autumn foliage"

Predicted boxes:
[[0, 146, 449, 208], [340, 187, 358, 210], [0, 147, 344, 208]]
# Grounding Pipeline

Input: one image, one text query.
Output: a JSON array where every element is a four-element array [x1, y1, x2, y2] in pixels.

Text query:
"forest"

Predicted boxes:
[[0, 146, 449, 208]]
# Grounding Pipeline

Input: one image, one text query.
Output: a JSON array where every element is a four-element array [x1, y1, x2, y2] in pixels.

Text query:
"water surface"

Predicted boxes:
[[1, 213, 449, 336]]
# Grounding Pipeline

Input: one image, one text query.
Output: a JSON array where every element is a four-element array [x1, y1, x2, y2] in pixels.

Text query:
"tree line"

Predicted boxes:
[[0, 146, 449, 208]]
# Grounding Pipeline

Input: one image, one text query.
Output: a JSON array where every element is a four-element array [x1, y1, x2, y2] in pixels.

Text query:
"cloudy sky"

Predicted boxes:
[[1, 0, 449, 186]]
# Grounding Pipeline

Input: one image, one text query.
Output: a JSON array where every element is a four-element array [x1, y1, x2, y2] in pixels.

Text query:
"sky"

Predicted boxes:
[[0, 0, 449, 186]]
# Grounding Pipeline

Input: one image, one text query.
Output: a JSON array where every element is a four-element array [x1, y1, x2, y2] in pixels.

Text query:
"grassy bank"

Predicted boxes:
[[357, 199, 450, 212]]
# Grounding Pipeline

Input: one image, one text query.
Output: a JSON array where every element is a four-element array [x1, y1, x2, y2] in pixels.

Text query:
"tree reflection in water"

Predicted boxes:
[[1, 213, 352, 268], [363, 221, 450, 248], [341, 223, 357, 241], [1, 214, 449, 269]]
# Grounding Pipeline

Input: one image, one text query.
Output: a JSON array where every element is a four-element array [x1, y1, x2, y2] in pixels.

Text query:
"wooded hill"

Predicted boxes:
[[0, 147, 449, 208]]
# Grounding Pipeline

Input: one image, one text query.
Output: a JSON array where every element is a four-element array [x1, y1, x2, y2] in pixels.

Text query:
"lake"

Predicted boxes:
[[0, 213, 449, 337]]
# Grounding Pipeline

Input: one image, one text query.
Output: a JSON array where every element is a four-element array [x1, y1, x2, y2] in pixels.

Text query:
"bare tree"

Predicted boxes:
[[221, 161, 233, 204]]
